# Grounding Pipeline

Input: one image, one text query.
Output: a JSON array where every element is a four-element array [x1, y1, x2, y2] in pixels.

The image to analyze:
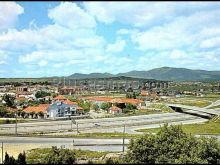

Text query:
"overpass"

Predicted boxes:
[[167, 104, 220, 116]]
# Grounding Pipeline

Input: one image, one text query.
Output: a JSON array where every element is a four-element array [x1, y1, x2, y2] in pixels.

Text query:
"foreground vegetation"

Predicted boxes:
[[137, 117, 220, 135], [7, 124, 220, 164], [26, 147, 112, 164], [126, 124, 220, 164]]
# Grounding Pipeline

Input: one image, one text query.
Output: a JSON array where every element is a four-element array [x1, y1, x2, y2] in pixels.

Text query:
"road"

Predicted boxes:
[[0, 112, 207, 134], [205, 99, 220, 109], [0, 134, 219, 159], [167, 103, 220, 116]]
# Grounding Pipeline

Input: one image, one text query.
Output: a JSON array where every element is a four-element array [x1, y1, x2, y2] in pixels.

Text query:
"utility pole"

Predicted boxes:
[[1, 142, 3, 164], [15, 113, 17, 136], [76, 122, 79, 134], [122, 124, 125, 152], [64, 77, 65, 88]]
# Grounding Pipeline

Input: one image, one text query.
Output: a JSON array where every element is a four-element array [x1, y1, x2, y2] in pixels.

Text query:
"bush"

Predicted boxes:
[[126, 124, 220, 164], [42, 146, 76, 164]]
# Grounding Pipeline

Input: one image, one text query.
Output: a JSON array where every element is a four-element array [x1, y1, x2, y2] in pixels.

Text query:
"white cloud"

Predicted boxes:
[[83, 2, 220, 27], [0, 2, 24, 31], [169, 50, 186, 59], [130, 9, 220, 51], [200, 37, 220, 49], [48, 2, 96, 29], [106, 39, 126, 53], [38, 60, 48, 67]]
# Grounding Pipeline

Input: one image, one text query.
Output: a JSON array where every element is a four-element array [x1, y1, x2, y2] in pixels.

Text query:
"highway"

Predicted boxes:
[[167, 103, 220, 116], [0, 112, 208, 134], [205, 99, 220, 109]]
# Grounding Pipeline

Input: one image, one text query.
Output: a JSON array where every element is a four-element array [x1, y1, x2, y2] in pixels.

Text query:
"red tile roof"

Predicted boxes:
[[23, 104, 49, 113], [53, 95, 67, 101], [109, 106, 122, 111], [63, 99, 78, 105], [83, 97, 113, 102], [111, 98, 143, 105]]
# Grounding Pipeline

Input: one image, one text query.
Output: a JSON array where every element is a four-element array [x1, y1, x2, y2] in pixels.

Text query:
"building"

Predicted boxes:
[[81, 96, 112, 107], [48, 95, 84, 119], [23, 104, 49, 118], [109, 106, 122, 115]]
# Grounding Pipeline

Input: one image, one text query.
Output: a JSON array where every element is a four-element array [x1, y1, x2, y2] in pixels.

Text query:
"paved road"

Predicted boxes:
[[0, 136, 129, 153], [0, 136, 130, 145], [205, 99, 220, 109], [167, 103, 220, 116], [0, 112, 205, 134]]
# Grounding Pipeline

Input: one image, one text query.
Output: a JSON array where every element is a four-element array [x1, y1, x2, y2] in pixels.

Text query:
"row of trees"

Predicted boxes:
[[4, 152, 26, 164]]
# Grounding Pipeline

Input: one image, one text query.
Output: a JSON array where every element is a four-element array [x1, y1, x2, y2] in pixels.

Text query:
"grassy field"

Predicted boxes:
[[0, 118, 28, 124], [162, 98, 212, 107], [136, 117, 220, 135], [39, 132, 141, 139], [161, 93, 220, 108]]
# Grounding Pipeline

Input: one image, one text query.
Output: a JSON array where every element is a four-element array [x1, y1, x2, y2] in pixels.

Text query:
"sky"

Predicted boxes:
[[1, 2, 220, 78]]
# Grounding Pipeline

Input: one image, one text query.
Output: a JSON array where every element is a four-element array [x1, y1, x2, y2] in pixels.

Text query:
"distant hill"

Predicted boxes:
[[68, 72, 114, 79], [68, 67, 220, 81], [117, 67, 220, 81]]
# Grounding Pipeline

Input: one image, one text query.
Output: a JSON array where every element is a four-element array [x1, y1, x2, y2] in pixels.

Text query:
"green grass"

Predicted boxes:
[[136, 118, 220, 135], [26, 147, 112, 164], [46, 132, 141, 139], [0, 118, 27, 124], [163, 98, 212, 107]]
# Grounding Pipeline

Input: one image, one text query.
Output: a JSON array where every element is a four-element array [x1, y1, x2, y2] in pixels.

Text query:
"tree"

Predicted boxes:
[[16, 152, 26, 165], [125, 103, 136, 110], [126, 124, 220, 164], [100, 102, 111, 111], [0, 105, 8, 117], [43, 146, 76, 164], [35, 91, 51, 99], [4, 152, 16, 164], [132, 92, 136, 99], [92, 104, 99, 111], [126, 93, 132, 98], [2, 94, 15, 108], [79, 101, 91, 113]]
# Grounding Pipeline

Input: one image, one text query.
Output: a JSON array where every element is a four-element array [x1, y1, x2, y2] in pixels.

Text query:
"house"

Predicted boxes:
[[23, 104, 49, 119], [110, 98, 144, 109], [109, 106, 122, 115], [48, 95, 84, 119], [16, 91, 36, 100], [52, 95, 67, 102]]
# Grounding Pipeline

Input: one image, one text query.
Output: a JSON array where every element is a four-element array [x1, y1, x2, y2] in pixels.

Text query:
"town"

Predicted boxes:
[[1, 1, 220, 164]]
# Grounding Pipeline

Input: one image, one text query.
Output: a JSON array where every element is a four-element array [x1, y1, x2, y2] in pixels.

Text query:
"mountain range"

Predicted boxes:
[[68, 67, 220, 81]]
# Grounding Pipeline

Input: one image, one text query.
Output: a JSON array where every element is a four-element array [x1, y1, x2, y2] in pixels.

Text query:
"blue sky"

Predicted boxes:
[[1, 2, 220, 78]]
